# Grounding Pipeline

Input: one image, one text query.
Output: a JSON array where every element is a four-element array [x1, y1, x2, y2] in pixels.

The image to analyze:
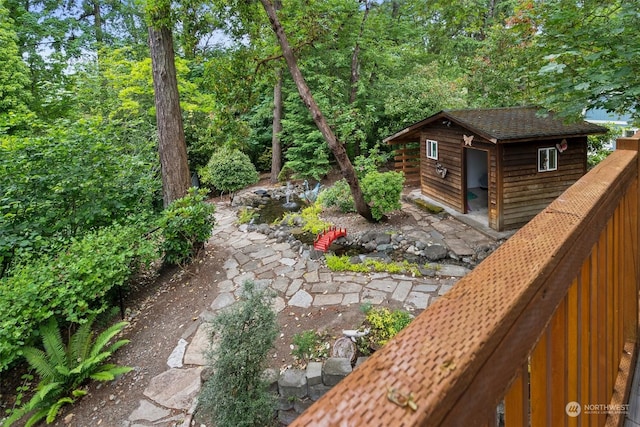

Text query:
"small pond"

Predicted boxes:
[[253, 196, 302, 225]]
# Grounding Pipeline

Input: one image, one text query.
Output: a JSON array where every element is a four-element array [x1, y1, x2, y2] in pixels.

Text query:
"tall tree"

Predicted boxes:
[[531, 0, 640, 121], [270, 67, 283, 183], [146, 0, 191, 206], [0, 1, 33, 134], [259, 0, 373, 221]]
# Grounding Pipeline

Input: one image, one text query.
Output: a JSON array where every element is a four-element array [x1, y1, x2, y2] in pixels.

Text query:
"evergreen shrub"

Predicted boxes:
[[361, 171, 405, 221], [199, 281, 278, 427], [199, 147, 259, 196]]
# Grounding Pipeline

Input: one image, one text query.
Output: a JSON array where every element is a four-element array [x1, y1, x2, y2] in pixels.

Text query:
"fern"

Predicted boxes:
[[90, 321, 130, 358], [69, 319, 94, 363], [2, 316, 131, 426], [21, 347, 57, 384], [39, 320, 67, 374]]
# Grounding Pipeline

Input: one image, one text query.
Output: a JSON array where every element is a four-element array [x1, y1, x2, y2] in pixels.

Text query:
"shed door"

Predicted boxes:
[[464, 148, 489, 221]]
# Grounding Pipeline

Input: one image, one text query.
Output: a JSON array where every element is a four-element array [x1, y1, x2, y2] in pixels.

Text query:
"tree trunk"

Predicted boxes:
[[93, 0, 103, 45], [259, 0, 374, 221], [270, 67, 283, 183], [348, 0, 371, 158], [148, 22, 191, 207], [349, 1, 371, 105]]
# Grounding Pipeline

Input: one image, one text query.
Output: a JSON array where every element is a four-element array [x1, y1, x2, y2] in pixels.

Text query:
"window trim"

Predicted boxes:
[[426, 139, 438, 160], [538, 147, 558, 172]]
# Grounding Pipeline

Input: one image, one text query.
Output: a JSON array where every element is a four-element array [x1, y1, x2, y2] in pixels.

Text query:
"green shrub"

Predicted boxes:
[[0, 223, 155, 372], [354, 145, 391, 179], [359, 307, 413, 350], [278, 203, 332, 234], [199, 281, 278, 427], [291, 330, 330, 364], [2, 316, 131, 426], [199, 147, 259, 196], [361, 171, 405, 221], [0, 118, 160, 276], [317, 179, 356, 214], [158, 188, 216, 265], [319, 171, 404, 221]]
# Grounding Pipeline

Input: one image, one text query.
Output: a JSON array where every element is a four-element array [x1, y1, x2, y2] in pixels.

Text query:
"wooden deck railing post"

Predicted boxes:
[[616, 131, 640, 343]]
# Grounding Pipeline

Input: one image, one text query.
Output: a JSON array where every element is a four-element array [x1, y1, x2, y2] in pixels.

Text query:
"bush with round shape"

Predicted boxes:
[[159, 188, 215, 265], [199, 147, 259, 197]]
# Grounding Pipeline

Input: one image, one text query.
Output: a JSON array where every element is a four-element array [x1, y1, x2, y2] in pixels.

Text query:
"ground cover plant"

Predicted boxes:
[[290, 330, 331, 366], [356, 306, 414, 355], [2, 316, 131, 426], [325, 254, 438, 277]]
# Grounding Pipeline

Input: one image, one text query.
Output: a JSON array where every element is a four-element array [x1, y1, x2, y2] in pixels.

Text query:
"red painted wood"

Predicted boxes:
[[313, 227, 347, 252]]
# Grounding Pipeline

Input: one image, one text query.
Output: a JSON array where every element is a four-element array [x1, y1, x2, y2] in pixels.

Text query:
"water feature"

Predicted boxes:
[[282, 181, 299, 210], [253, 195, 302, 224]]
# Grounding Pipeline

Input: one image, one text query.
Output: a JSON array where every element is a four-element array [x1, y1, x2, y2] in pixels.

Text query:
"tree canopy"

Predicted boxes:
[[1, 0, 638, 272]]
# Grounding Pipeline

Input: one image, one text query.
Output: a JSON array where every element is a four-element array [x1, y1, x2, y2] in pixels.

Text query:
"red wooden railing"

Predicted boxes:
[[313, 227, 347, 252], [292, 132, 640, 426]]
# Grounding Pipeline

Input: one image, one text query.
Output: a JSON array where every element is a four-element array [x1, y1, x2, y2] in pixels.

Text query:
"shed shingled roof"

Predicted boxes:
[[384, 106, 607, 143]]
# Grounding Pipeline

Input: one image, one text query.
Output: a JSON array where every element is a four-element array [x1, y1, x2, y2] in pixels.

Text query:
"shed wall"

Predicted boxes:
[[419, 123, 499, 224], [500, 137, 587, 229], [419, 123, 465, 212]]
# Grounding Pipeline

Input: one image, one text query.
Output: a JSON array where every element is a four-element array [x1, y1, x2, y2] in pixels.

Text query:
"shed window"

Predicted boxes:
[[538, 147, 558, 172], [426, 139, 438, 160]]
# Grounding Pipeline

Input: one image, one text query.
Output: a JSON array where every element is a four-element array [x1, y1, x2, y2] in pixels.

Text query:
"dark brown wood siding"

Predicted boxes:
[[501, 137, 587, 229], [420, 123, 466, 212]]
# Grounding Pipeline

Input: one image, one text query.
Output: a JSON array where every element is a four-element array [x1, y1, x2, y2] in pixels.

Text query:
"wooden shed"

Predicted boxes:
[[384, 107, 607, 231]]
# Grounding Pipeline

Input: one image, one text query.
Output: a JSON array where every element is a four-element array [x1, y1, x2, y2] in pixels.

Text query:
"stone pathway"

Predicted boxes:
[[125, 200, 496, 426]]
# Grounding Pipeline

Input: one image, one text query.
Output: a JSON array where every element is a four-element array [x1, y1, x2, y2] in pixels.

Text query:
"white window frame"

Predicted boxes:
[[426, 139, 438, 160], [538, 147, 558, 172]]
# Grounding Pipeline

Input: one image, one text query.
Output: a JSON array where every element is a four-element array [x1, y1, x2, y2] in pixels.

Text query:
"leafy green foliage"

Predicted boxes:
[[0, 2, 33, 135], [0, 223, 156, 372], [531, 0, 640, 121], [280, 95, 331, 181], [318, 148, 404, 221], [587, 124, 621, 169], [199, 281, 278, 427], [199, 147, 260, 195], [290, 330, 330, 365], [317, 179, 356, 214], [2, 316, 131, 426], [361, 171, 405, 221], [357, 307, 413, 352], [353, 146, 391, 179], [0, 118, 160, 275], [159, 188, 216, 265], [278, 203, 332, 234]]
